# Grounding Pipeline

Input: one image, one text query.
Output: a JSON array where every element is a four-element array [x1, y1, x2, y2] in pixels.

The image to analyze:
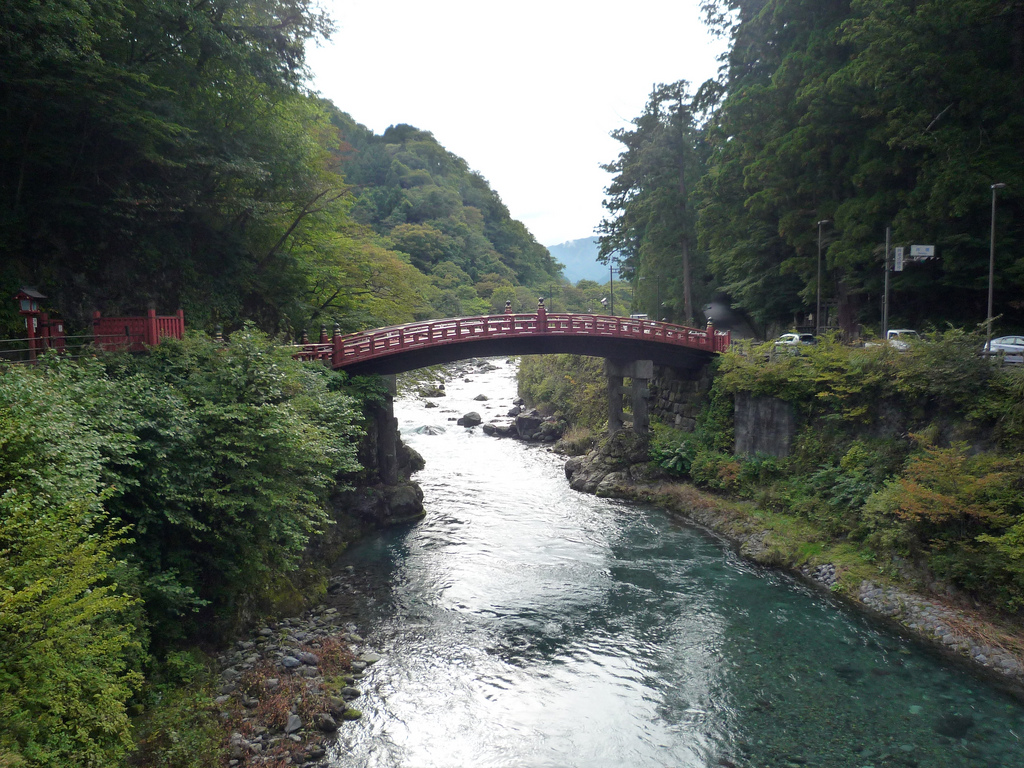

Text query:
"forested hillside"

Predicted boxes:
[[0, 0, 561, 339], [602, 0, 1023, 336]]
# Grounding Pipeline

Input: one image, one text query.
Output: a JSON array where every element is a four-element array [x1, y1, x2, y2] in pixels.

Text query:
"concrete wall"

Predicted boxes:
[[733, 392, 795, 459], [649, 365, 796, 459]]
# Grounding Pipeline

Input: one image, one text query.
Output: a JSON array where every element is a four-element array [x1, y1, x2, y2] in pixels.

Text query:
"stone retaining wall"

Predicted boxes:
[[648, 364, 714, 432]]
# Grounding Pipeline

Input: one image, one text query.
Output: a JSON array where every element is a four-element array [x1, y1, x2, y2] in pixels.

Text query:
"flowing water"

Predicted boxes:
[[328, 359, 1024, 768]]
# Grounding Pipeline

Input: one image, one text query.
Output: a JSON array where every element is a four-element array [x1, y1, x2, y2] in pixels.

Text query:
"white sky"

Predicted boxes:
[[306, 1, 727, 246]]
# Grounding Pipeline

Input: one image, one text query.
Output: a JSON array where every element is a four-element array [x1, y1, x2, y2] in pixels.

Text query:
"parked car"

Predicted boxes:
[[982, 335, 1024, 364], [886, 329, 920, 351], [774, 332, 816, 346]]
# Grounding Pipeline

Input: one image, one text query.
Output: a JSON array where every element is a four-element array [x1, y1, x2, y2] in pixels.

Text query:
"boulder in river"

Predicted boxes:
[[564, 430, 651, 494], [413, 425, 446, 435], [483, 422, 517, 438], [514, 409, 544, 439], [458, 412, 482, 427]]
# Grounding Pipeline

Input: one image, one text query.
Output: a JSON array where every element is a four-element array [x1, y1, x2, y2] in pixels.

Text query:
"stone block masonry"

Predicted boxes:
[[648, 365, 714, 433]]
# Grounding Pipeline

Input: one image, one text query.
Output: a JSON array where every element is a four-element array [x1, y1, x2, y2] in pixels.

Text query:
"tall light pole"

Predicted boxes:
[[816, 219, 831, 336], [609, 260, 615, 315], [987, 183, 1006, 354]]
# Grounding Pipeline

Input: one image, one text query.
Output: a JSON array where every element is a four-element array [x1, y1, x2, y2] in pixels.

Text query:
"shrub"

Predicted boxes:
[[0, 365, 144, 767], [517, 354, 607, 429], [100, 328, 365, 640]]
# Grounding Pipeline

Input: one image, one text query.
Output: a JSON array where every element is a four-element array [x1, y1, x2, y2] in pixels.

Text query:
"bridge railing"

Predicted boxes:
[[292, 313, 730, 369]]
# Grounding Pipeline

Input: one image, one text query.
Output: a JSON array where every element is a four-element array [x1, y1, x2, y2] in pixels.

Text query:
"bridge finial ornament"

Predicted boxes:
[[504, 300, 512, 314]]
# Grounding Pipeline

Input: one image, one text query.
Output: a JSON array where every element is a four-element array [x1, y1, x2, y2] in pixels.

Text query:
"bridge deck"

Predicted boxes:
[[293, 313, 729, 374]]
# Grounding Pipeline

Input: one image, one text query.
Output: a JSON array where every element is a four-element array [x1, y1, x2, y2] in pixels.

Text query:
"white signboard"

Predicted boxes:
[[910, 244, 935, 257], [894, 247, 904, 272]]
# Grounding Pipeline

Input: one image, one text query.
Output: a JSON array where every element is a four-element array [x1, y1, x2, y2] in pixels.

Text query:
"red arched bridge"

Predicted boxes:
[[292, 308, 730, 376]]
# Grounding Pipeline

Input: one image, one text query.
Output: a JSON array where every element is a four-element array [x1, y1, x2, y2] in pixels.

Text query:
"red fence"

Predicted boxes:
[[1, 309, 185, 364], [293, 312, 731, 370], [92, 309, 185, 352]]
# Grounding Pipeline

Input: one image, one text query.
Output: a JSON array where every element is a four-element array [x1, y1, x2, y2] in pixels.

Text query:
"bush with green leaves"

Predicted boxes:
[[0, 329, 373, 765], [98, 328, 365, 640], [714, 331, 1024, 614], [0, 362, 144, 767], [517, 355, 607, 429]]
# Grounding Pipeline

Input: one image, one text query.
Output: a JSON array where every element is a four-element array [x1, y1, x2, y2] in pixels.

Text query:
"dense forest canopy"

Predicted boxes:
[[0, 0, 562, 339], [602, 0, 1022, 337]]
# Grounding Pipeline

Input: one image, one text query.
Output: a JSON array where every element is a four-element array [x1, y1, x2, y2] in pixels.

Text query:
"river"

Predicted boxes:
[[327, 358, 1024, 768]]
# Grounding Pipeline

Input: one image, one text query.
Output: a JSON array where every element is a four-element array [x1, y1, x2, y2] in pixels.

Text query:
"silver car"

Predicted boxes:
[[983, 335, 1024, 364]]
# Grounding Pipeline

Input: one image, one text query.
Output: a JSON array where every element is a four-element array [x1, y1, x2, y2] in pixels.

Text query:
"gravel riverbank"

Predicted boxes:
[[213, 569, 381, 767]]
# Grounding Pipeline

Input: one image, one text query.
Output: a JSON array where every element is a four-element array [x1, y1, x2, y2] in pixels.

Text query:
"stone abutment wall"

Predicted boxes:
[[648, 365, 715, 433]]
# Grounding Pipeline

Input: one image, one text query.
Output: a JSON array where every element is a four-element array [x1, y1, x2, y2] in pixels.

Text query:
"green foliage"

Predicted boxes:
[[696, 0, 1024, 334], [598, 81, 711, 325], [99, 329, 364, 640], [980, 365, 1024, 451], [858, 438, 1024, 611], [0, 333, 375, 763], [516, 355, 608, 429], [0, 0, 355, 333], [699, 325, 1024, 613], [650, 428, 699, 476], [0, 367, 144, 767], [891, 327, 995, 411], [650, 377, 736, 480], [333, 115, 563, 316], [128, 651, 224, 768]]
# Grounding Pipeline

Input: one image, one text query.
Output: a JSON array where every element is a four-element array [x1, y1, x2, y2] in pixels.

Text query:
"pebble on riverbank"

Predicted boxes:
[[213, 572, 382, 767], [857, 579, 1024, 682]]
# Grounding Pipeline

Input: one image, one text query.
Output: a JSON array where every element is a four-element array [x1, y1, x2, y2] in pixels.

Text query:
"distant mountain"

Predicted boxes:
[[547, 238, 612, 284]]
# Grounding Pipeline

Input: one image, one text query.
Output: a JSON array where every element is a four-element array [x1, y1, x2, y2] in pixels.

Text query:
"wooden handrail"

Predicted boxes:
[[292, 313, 730, 369]]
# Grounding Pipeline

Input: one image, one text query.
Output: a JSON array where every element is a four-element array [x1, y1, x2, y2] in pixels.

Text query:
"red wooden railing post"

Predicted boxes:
[[319, 325, 329, 344], [176, 309, 184, 338], [39, 312, 50, 351], [146, 308, 158, 346], [537, 298, 547, 333], [25, 312, 37, 361], [332, 323, 342, 368]]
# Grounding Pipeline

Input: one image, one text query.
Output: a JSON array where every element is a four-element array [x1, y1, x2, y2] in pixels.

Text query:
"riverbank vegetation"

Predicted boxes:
[[0, 331, 377, 767], [655, 333, 1024, 614]]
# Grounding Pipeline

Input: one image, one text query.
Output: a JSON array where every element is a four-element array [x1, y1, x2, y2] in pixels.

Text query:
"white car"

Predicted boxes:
[[983, 335, 1024, 364], [774, 332, 816, 346], [886, 329, 920, 351]]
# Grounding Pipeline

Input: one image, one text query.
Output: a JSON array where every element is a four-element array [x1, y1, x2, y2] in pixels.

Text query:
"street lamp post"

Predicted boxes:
[[816, 219, 831, 336], [987, 183, 1007, 354], [609, 260, 616, 316]]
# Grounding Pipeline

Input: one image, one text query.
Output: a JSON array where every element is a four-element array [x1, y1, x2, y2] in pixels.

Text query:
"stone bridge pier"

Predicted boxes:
[[605, 359, 654, 436], [372, 374, 399, 485]]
